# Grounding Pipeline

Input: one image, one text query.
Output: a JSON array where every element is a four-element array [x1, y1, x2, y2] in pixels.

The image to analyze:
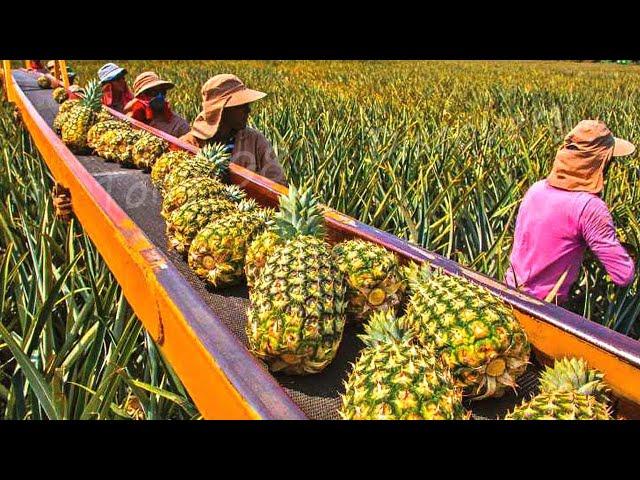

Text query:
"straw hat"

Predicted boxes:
[[548, 120, 635, 193], [191, 74, 266, 140], [131, 71, 175, 97]]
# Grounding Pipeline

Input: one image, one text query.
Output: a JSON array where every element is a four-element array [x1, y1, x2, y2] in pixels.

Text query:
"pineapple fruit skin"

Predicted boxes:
[[61, 105, 97, 153], [166, 198, 237, 254], [95, 129, 143, 165], [151, 151, 193, 190], [246, 235, 347, 375], [405, 268, 531, 399], [132, 133, 168, 171], [245, 230, 282, 288], [333, 239, 405, 323], [161, 177, 227, 218], [188, 209, 270, 287], [52, 87, 68, 104], [163, 156, 223, 193], [87, 120, 131, 151]]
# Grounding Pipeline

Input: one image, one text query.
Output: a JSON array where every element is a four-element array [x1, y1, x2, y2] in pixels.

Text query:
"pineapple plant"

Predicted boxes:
[[246, 185, 347, 375], [95, 128, 143, 165], [506, 358, 612, 420], [37, 75, 51, 89], [132, 131, 169, 171], [162, 143, 231, 193], [161, 176, 228, 218], [333, 239, 405, 323], [403, 263, 531, 399], [188, 199, 273, 287], [166, 197, 239, 254], [339, 310, 470, 420], [151, 151, 194, 189], [52, 87, 68, 103], [61, 80, 103, 153]]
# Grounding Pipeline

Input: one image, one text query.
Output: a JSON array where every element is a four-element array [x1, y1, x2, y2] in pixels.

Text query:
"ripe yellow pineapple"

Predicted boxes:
[[506, 358, 612, 420], [340, 310, 470, 420], [95, 129, 143, 165], [403, 263, 531, 399], [151, 151, 194, 190], [333, 239, 405, 323], [61, 80, 103, 153], [162, 143, 231, 193], [52, 87, 68, 103], [53, 99, 80, 135], [87, 120, 132, 152], [161, 176, 228, 218], [37, 75, 51, 89], [246, 185, 347, 375], [132, 132, 168, 171]]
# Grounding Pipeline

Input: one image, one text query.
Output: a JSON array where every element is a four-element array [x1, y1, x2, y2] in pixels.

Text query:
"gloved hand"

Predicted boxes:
[[52, 184, 72, 222]]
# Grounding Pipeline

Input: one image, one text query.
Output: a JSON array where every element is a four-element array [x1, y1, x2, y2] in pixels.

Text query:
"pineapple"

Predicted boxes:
[[96, 107, 112, 123], [166, 197, 238, 254], [333, 239, 405, 323], [162, 143, 231, 193], [95, 128, 143, 165], [52, 87, 68, 103], [246, 185, 347, 375], [403, 263, 531, 399], [245, 230, 282, 288], [340, 310, 469, 420], [87, 120, 131, 151], [53, 99, 80, 135], [506, 358, 612, 420], [132, 132, 168, 171], [61, 80, 103, 153], [188, 200, 273, 287], [37, 75, 51, 89], [161, 176, 228, 218], [151, 151, 194, 189]]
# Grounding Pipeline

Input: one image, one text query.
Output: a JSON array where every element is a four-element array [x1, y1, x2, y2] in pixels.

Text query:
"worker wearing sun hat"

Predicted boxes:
[[506, 120, 636, 305], [180, 74, 286, 185], [97, 62, 133, 113], [123, 71, 190, 138]]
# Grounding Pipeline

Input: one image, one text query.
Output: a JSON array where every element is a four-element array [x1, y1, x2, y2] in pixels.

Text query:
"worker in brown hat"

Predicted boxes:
[[179, 74, 286, 185], [506, 120, 636, 305], [124, 71, 190, 138]]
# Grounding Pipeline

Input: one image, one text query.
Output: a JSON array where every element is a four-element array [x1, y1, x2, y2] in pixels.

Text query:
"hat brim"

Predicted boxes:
[[225, 88, 266, 107], [136, 79, 175, 96], [101, 67, 127, 83], [613, 137, 635, 157]]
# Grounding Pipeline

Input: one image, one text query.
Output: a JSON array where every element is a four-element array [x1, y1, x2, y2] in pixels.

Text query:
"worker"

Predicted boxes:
[[45, 61, 77, 88], [27, 61, 47, 73], [505, 120, 637, 304], [97, 62, 133, 113], [123, 71, 190, 138], [179, 74, 286, 185]]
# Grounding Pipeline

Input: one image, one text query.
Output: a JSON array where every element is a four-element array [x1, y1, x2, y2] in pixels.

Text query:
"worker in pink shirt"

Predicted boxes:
[[505, 120, 637, 304]]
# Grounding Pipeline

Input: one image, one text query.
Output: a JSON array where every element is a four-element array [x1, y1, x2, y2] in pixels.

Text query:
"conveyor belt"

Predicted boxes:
[[15, 70, 542, 420]]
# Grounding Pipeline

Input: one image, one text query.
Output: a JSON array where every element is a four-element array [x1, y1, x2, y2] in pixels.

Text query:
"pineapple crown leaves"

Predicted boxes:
[[222, 184, 246, 203], [359, 310, 417, 348], [236, 198, 259, 213], [539, 357, 610, 400], [197, 143, 232, 180], [80, 80, 103, 112], [273, 184, 326, 240]]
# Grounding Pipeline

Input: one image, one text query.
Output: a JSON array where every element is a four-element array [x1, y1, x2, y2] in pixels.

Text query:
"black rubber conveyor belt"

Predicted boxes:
[[14, 70, 542, 420]]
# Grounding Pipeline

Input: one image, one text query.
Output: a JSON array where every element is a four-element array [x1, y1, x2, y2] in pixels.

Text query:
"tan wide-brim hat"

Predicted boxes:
[[132, 71, 175, 97], [548, 120, 636, 193], [191, 74, 266, 140]]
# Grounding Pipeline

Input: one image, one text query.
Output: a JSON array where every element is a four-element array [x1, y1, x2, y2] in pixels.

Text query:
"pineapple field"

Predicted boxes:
[[70, 60, 640, 337], [1, 60, 640, 420]]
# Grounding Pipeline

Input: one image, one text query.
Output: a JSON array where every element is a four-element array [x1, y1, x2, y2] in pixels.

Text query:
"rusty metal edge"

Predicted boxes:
[[11, 70, 306, 420]]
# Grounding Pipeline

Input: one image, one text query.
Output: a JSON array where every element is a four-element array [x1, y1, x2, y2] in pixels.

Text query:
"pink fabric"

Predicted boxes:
[[505, 180, 635, 302]]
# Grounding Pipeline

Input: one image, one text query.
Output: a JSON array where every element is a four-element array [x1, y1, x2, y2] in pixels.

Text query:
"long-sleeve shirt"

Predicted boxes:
[[505, 180, 635, 302], [179, 127, 287, 186]]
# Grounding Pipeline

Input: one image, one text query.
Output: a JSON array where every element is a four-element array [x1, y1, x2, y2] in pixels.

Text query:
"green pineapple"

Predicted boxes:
[[403, 263, 531, 399], [188, 200, 273, 287], [37, 75, 51, 89], [340, 310, 469, 420], [61, 80, 103, 153], [333, 239, 405, 323], [506, 358, 612, 420], [246, 185, 347, 375], [166, 197, 238, 255]]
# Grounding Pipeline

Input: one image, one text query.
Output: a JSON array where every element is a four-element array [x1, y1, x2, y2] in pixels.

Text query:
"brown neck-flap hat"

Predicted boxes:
[[548, 120, 635, 194], [190, 74, 267, 141]]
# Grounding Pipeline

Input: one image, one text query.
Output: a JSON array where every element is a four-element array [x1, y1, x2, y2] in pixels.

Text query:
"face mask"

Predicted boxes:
[[149, 92, 166, 113]]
